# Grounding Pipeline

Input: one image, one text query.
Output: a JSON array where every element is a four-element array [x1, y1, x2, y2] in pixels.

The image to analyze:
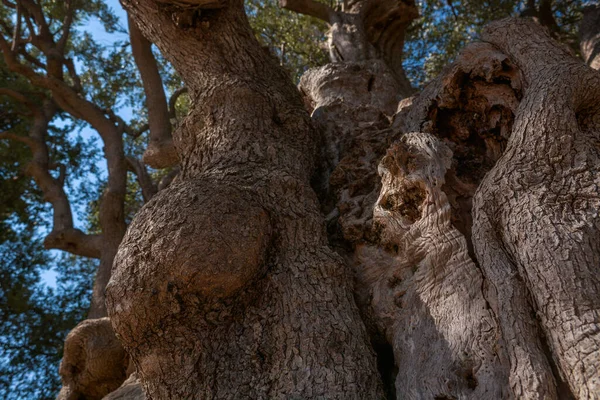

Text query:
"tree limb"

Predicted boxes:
[[57, 0, 74, 52], [128, 15, 177, 169], [0, 97, 103, 259], [11, 4, 21, 51], [1, 0, 16, 9], [0, 131, 36, 147], [4, 1, 128, 317], [44, 229, 103, 259], [0, 87, 35, 108]]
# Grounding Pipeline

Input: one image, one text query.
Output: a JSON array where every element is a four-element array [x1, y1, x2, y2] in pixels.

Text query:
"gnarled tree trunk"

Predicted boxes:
[[105, 0, 383, 398], [55, 6, 600, 399], [474, 18, 600, 399]]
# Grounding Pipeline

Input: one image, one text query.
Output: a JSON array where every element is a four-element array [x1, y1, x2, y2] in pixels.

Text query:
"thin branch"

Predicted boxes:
[[19, 48, 47, 69], [64, 57, 82, 92], [0, 87, 35, 108], [126, 156, 157, 202], [11, 4, 21, 51], [168, 86, 187, 119], [57, 163, 66, 186], [17, 0, 52, 41], [538, 0, 559, 35], [105, 109, 149, 138], [1, 0, 16, 9], [21, 8, 37, 41], [57, 0, 74, 52], [128, 15, 175, 168], [0, 131, 36, 147]]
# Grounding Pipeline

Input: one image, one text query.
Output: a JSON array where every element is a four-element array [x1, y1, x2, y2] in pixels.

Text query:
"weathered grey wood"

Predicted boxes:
[[361, 133, 511, 399]]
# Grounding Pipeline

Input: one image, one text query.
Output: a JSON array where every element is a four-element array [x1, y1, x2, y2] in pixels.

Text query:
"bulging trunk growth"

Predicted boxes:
[[54, 5, 600, 399], [105, 0, 383, 397]]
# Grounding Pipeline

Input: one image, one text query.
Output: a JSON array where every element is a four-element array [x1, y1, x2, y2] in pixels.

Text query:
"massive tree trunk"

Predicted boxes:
[[104, 0, 383, 398], [55, 4, 600, 398], [387, 17, 600, 399], [299, 14, 600, 400]]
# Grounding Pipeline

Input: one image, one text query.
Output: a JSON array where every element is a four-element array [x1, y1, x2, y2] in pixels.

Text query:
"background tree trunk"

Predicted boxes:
[[281, 0, 417, 96]]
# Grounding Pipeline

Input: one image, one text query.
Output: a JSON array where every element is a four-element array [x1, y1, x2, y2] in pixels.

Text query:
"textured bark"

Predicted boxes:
[[397, 17, 600, 399], [102, 374, 145, 400], [405, 41, 521, 255], [299, 14, 600, 400], [106, 0, 382, 398], [580, 4, 600, 70], [299, 64, 404, 398], [367, 132, 511, 399], [56, 318, 129, 400], [299, 60, 402, 246], [473, 18, 600, 399]]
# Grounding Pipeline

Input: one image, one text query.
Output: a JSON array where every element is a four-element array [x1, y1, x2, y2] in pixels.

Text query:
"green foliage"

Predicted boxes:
[[404, 0, 590, 85], [246, 0, 329, 81], [0, 236, 94, 399], [0, 2, 137, 398]]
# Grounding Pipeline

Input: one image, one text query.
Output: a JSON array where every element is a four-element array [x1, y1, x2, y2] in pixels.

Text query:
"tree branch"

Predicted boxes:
[[128, 15, 177, 169], [0, 131, 36, 147], [0, 97, 102, 259], [1, 0, 16, 9], [43, 229, 103, 259], [126, 156, 157, 202], [11, 4, 21, 51], [168, 86, 187, 119], [0, 87, 35, 108], [4, 1, 128, 317], [279, 0, 334, 22], [57, 0, 74, 52], [16, 0, 52, 42]]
